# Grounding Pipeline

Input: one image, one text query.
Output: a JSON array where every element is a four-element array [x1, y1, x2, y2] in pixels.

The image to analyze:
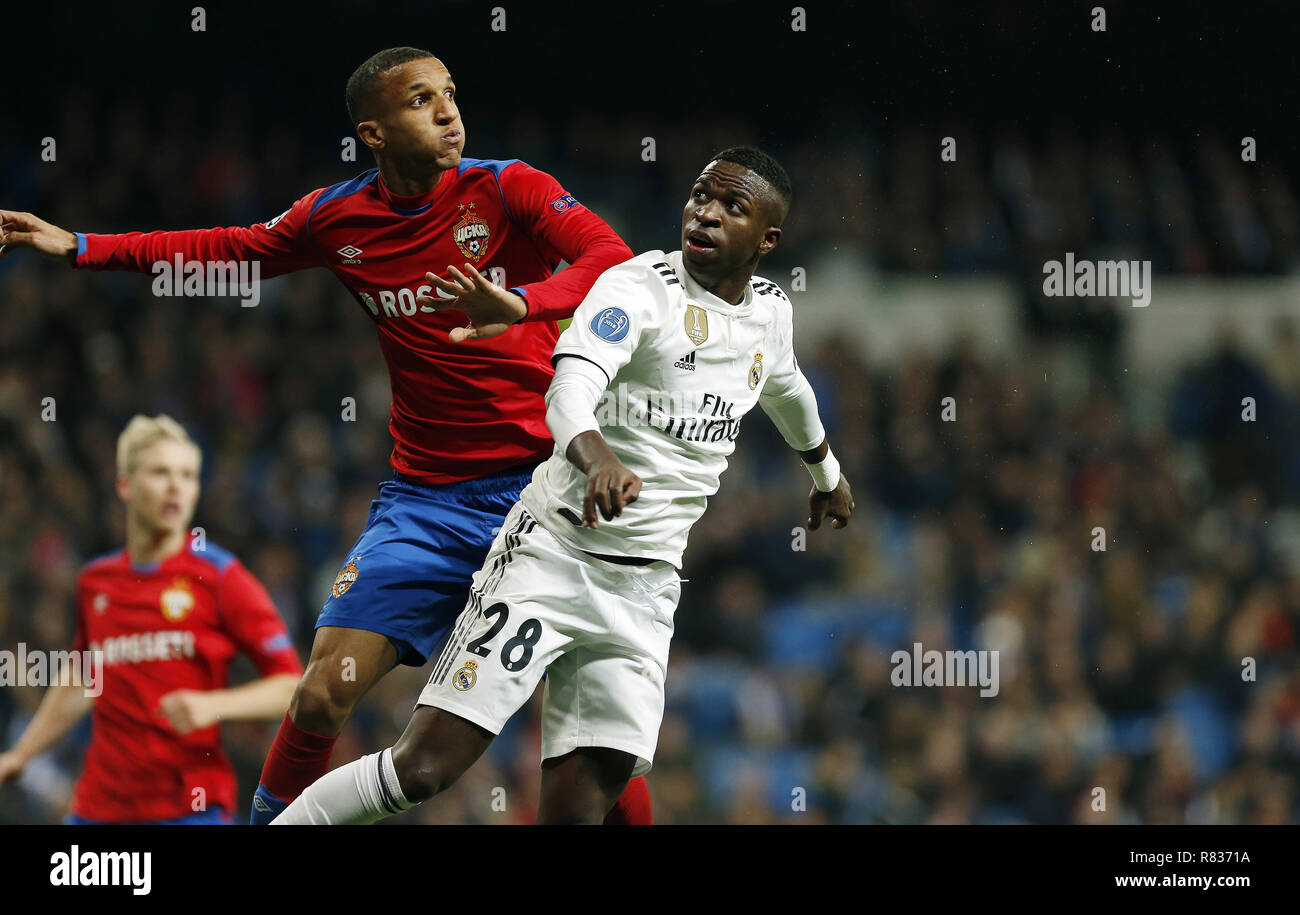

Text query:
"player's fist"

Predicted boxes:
[[0, 750, 28, 784], [807, 475, 854, 531], [0, 210, 77, 261], [157, 690, 220, 734], [419, 263, 528, 342], [583, 457, 641, 527]]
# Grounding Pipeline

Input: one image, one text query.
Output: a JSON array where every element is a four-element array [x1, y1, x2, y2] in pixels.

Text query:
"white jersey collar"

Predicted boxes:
[[667, 250, 755, 315]]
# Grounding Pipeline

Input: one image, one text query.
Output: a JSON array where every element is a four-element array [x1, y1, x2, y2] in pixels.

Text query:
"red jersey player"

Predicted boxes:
[[0, 415, 302, 823], [0, 47, 652, 825]]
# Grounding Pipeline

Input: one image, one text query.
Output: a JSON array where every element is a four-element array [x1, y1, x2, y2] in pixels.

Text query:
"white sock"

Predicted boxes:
[[271, 748, 415, 825]]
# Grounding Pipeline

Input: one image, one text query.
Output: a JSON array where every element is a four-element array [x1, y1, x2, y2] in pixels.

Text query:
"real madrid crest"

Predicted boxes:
[[332, 557, 360, 598], [160, 578, 195, 621], [684, 304, 709, 346], [453, 659, 479, 691], [748, 350, 764, 390], [452, 202, 490, 261]]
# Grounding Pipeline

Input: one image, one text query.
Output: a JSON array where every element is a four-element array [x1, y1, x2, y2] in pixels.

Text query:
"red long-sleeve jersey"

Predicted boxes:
[[70, 542, 302, 822], [74, 159, 633, 483]]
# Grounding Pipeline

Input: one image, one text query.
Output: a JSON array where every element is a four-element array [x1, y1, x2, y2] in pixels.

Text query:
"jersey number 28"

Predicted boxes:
[[466, 602, 541, 672]]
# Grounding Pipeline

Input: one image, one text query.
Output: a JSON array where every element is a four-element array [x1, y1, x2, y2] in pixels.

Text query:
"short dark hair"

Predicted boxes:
[[710, 146, 792, 222], [346, 47, 437, 125]]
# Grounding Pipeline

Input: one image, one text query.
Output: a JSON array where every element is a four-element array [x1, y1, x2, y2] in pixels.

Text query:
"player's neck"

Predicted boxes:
[[125, 523, 187, 566], [683, 265, 752, 306], [377, 161, 451, 198]]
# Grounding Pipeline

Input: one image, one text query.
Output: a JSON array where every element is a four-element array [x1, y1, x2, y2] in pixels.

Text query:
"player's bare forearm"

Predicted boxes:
[[5, 683, 94, 770], [204, 672, 300, 723], [0, 210, 77, 262], [565, 429, 619, 475], [158, 672, 297, 734], [565, 430, 642, 527]]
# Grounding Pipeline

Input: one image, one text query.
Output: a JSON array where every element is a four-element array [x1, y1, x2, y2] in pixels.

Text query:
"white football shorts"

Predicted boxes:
[[418, 501, 680, 777]]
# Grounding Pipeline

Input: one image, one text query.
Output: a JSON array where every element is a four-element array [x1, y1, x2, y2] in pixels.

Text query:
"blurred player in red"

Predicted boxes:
[[0, 47, 652, 824], [0, 415, 302, 823]]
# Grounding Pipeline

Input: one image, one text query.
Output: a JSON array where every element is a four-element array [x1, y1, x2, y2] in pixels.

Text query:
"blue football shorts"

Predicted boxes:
[[316, 463, 540, 666]]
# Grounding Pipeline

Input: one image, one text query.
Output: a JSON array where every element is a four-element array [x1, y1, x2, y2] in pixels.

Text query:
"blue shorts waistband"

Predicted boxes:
[[393, 461, 541, 497]]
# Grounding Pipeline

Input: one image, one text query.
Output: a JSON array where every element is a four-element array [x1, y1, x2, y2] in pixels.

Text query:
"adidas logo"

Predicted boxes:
[[673, 350, 697, 372]]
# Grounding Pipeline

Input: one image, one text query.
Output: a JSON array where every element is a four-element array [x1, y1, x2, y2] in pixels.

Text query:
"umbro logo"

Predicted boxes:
[[673, 351, 697, 372], [337, 245, 363, 263], [253, 796, 273, 813]]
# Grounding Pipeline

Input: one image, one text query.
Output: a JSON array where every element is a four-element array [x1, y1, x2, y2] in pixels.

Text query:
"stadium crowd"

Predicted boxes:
[[2, 97, 1298, 824]]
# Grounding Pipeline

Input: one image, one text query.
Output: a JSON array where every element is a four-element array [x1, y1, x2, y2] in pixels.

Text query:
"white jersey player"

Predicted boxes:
[[273, 147, 855, 825], [521, 243, 814, 566]]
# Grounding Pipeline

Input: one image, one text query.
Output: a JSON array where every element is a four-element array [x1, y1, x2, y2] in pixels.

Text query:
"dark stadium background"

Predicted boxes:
[[2, 0, 1299, 823]]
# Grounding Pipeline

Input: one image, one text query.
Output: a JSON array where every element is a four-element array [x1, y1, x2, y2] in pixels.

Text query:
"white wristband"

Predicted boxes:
[[805, 449, 841, 492]]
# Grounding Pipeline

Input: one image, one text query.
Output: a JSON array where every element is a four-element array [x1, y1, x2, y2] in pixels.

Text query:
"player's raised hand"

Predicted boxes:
[[0, 210, 78, 261], [419, 263, 528, 342], [0, 750, 27, 784], [157, 689, 219, 735], [583, 456, 641, 528], [807, 475, 854, 531]]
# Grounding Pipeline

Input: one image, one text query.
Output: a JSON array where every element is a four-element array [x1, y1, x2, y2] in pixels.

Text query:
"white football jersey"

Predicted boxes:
[[520, 249, 814, 567]]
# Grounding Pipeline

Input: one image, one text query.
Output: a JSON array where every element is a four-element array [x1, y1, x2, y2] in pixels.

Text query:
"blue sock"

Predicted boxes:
[[249, 784, 289, 825]]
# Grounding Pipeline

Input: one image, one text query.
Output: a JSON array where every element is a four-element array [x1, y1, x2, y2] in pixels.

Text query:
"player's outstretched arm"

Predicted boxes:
[[0, 210, 78, 261], [0, 680, 94, 784], [157, 672, 299, 735], [5, 192, 321, 279]]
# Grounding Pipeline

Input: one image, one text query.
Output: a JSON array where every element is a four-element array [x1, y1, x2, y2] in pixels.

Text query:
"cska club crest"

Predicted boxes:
[[685, 304, 709, 346], [160, 578, 196, 621], [452, 202, 491, 261], [748, 350, 764, 390], [332, 557, 361, 598]]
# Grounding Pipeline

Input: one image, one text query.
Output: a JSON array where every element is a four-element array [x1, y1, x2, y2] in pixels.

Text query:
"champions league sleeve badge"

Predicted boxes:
[[590, 307, 631, 343]]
